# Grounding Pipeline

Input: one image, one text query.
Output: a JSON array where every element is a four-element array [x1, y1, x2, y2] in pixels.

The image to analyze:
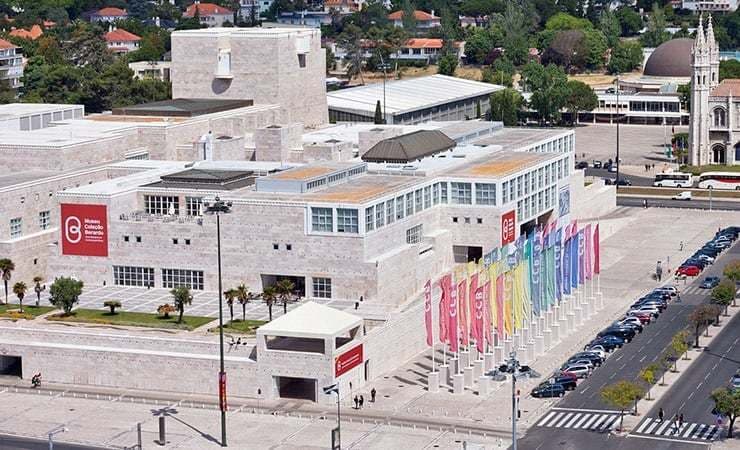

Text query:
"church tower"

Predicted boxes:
[[689, 14, 711, 166]]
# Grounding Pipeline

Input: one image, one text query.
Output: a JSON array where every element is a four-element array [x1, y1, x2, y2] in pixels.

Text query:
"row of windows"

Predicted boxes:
[[144, 196, 204, 216], [313, 277, 331, 298], [113, 266, 155, 287], [162, 268, 205, 290], [501, 159, 567, 205], [8, 211, 51, 238], [366, 182, 448, 232], [516, 186, 556, 221], [311, 208, 359, 233]]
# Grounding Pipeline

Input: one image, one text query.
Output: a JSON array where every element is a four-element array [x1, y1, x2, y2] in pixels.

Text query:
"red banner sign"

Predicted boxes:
[[61, 204, 108, 257], [335, 344, 363, 377], [501, 210, 516, 245], [219, 372, 227, 412]]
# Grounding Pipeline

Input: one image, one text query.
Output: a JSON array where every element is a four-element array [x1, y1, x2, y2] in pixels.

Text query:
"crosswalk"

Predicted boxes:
[[679, 285, 709, 296], [535, 410, 621, 431], [633, 418, 720, 441]]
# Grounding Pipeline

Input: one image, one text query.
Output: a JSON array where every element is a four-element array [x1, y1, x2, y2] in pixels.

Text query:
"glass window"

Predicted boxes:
[[557, 160, 563, 180], [524, 174, 530, 195], [475, 183, 496, 205], [423, 186, 431, 209], [517, 200, 523, 220], [161, 268, 204, 290], [530, 172, 536, 192], [432, 183, 440, 205], [39, 211, 50, 230], [114, 266, 154, 287], [185, 197, 203, 216], [502, 181, 509, 204], [406, 192, 414, 216], [538, 168, 544, 189], [415, 189, 423, 211], [365, 206, 374, 232], [145, 195, 179, 215], [10, 217, 21, 238], [537, 191, 543, 212], [440, 182, 448, 203], [516, 176, 522, 198], [337, 208, 358, 233], [375, 203, 385, 228], [312, 277, 332, 298], [311, 207, 333, 232], [396, 195, 405, 220], [386, 199, 395, 224], [406, 224, 423, 244], [450, 182, 472, 204]]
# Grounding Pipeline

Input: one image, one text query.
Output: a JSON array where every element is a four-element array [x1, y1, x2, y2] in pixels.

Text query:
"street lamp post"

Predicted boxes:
[[204, 196, 232, 448], [48, 426, 67, 450], [615, 75, 621, 190], [709, 185, 713, 211], [504, 351, 521, 450], [323, 384, 341, 450]]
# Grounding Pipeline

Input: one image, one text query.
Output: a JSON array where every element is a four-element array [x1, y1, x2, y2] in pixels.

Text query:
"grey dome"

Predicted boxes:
[[643, 38, 694, 78]]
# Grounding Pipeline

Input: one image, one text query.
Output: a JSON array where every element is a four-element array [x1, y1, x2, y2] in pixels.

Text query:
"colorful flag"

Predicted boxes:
[[570, 224, 579, 289], [504, 272, 513, 336], [563, 228, 571, 295], [531, 232, 542, 316], [594, 224, 601, 275], [458, 279, 469, 346], [584, 224, 593, 280], [424, 279, 433, 346], [483, 280, 493, 347], [473, 286, 485, 352], [449, 276, 459, 353], [438, 274, 450, 343], [496, 274, 505, 338], [578, 229, 585, 284], [469, 272, 479, 340], [555, 227, 563, 301]]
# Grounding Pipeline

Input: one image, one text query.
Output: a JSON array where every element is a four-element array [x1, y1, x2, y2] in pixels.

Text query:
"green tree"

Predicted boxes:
[[128, 30, 168, 62], [521, 61, 570, 124], [720, 60, 740, 82], [711, 388, 740, 438], [0, 78, 14, 104], [639, 363, 658, 400], [671, 330, 690, 361], [723, 260, 740, 306], [437, 52, 458, 76], [224, 288, 237, 322], [599, 10, 621, 48], [464, 27, 497, 65], [607, 40, 643, 74], [400, 0, 417, 31], [0, 259, 15, 305], [49, 276, 83, 315], [236, 284, 251, 321], [601, 381, 644, 431], [688, 304, 717, 347], [545, 12, 593, 31], [275, 278, 296, 314], [337, 23, 364, 84], [170, 286, 193, 323], [64, 22, 114, 72], [262, 285, 277, 321], [32, 276, 44, 307], [12, 281, 27, 313], [616, 7, 642, 37], [641, 2, 669, 48], [565, 80, 598, 124], [489, 88, 522, 125], [494, 1, 530, 66], [712, 279, 735, 316], [584, 29, 608, 69], [103, 300, 121, 315], [374, 100, 384, 124], [678, 84, 691, 112], [482, 56, 515, 87]]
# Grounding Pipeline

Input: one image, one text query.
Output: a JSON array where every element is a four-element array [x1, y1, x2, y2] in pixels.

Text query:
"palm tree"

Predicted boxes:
[[224, 288, 237, 322], [0, 259, 15, 305], [235, 283, 250, 321], [32, 276, 44, 307], [170, 286, 193, 324], [12, 281, 27, 313], [262, 285, 277, 321], [275, 279, 296, 315]]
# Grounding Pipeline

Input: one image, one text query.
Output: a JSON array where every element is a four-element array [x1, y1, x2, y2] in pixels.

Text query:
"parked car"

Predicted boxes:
[[677, 265, 701, 277], [628, 305, 661, 318], [552, 376, 578, 391], [554, 370, 579, 382], [701, 276, 721, 289], [672, 191, 692, 200], [633, 299, 666, 311], [593, 160, 603, 169], [565, 358, 595, 370], [532, 382, 567, 398], [576, 161, 588, 169], [653, 286, 678, 297], [598, 327, 636, 342], [588, 335, 625, 351], [570, 352, 605, 366], [627, 311, 653, 324], [616, 319, 643, 333], [684, 258, 708, 269], [608, 165, 618, 173], [731, 372, 740, 392], [693, 254, 715, 264], [560, 364, 591, 378]]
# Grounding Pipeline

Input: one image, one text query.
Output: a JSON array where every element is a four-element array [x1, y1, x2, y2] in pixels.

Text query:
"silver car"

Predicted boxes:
[[561, 364, 591, 378]]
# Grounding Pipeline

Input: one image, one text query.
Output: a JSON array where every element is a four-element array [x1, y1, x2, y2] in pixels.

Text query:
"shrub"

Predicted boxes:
[[157, 303, 176, 319], [103, 300, 122, 315]]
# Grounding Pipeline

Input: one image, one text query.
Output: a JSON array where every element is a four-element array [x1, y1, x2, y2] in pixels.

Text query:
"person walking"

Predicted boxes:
[[673, 414, 680, 433], [679, 413, 684, 428], [370, 388, 376, 402], [658, 408, 665, 422], [353, 395, 359, 409], [679, 241, 684, 251], [359, 395, 364, 409]]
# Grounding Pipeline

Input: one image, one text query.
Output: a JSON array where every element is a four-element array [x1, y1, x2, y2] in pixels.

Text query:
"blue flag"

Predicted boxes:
[[531, 233, 542, 316], [555, 227, 563, 301], [570, 228, 579, 290], [562, 233, 571, 296]]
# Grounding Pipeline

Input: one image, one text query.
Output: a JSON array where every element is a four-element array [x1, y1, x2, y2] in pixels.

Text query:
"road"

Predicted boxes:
[[585, 168, 652, 186], [516, 241, 739, 449], [0, 434, 106, 450], [617, 197, 740, 211]]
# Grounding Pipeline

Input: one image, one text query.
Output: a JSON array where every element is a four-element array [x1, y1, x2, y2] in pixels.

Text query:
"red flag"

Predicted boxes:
[[594, 224, 600, 274], [458, 280, 469, 347], [473, 286, 485, 353], [438, 274, 450, 343], [483, 281, 493, 347], [424, 279, 433, 346], [448, 278, 459, 353], [468, 273, 478, 340], [496, 275, 504, 339]]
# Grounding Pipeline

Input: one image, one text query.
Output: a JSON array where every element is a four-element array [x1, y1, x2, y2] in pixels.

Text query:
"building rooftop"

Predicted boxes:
[[643, 38, 693, 78], [257, 301, 362, 339], [362, 130, 456, 163], [450, 150, 558, 178], [472, 127, 570, 150], [327, 75, 501, 117], [172, 27, 319, 38], [104, 28, 141, 42], [711, 79, 740, 97], [146, 168, 257, 191], [387, 9, 438, 20], [112, 99, 254, 117], [94, 7, 128, 16], [183, 2, 233, 17]]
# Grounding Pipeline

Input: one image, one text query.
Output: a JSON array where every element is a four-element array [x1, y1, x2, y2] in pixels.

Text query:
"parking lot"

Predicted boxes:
[[574, 124, 688, 167]]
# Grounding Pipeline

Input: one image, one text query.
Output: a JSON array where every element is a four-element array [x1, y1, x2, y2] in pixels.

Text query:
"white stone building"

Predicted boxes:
[[0, 38, 23, 91], [183, 2, 234, 27], [104, 27, 141, 55], [681, 0, 738, 12]]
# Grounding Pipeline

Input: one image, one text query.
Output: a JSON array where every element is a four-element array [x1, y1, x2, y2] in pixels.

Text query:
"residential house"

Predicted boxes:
[[9, 24, 43, 40], [104, 27, 141, 55], [239, 0, 274, 19], [128, 61, 171, 82], [388, 10, 441, 28], [0, 38, 23, 91], [90, 7, 129, 23], [324, 0, 364, 13], [183, 2, 234, 27], [391, 38, 464, 64], [277, 11, 335, 27]]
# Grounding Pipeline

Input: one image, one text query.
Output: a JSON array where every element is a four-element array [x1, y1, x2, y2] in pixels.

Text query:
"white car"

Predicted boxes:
[[629, 306, 660, 317], [561, 364, 591, 379], [566, 359, 595, 369], [672, 191, 692, 201], [583, 348, 607, 360], [695, 254, 715, 264], [654, 286, 679, 296], [619, 317, 643, 327]]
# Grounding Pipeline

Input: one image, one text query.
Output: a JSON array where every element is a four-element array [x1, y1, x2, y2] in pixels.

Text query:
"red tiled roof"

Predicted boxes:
[[0, 38, 17, 50], [9, 24, 43, 40], [43, 20, 56, 28], [388, 10, 438, 21], [184, 3, 233, 17], [404, 38, 443, 49], [711, 79, 740, 97], [96, 7, 128, 16], [104, 29, 141, 42]]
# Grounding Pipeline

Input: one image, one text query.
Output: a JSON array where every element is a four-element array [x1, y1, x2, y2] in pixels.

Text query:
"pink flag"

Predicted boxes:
[[438, 274, 450, 343], [594, 224, 601, 274], [458, 280, 469, 347], [496, 274, 504, 339], [448, 278, 459, 352], [424, 279, 433, 346], [469, 273, 478, 340], [473, 286, 485, 353], [483, 281, 493, 347], [584, 224, 593, 280]]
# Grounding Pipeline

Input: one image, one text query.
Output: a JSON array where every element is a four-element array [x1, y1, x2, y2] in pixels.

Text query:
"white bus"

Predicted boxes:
[[653, 172, 693, 188], [697, 172, 740, 190]]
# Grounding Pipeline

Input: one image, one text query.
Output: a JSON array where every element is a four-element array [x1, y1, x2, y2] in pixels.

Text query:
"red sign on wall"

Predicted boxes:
[[335, 344, 363, 377], [501, 210, 516, 245], [61, 204, 109, 257]]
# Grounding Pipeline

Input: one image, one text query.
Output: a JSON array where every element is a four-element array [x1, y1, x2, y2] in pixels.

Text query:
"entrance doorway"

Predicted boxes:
[[453, 245, 483, 263], [260, 275, 306, 297], [0, 355, 22, 377], [276, 376, 317, 401], [712, 144, 726, 164]]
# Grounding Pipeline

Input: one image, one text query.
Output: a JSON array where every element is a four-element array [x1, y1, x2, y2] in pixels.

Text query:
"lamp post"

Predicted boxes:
[[323, 384, 341, 450], [48, 426, 67, 450], [503, 351, 521, 450], [615, 74, 621, 190], [377, 50, 388, 124], [204, 196, 233, 447]]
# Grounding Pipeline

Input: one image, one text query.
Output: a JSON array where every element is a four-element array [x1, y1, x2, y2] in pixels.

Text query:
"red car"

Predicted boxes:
[[677, 265, 701, 276], [627, 312, 652, 324]]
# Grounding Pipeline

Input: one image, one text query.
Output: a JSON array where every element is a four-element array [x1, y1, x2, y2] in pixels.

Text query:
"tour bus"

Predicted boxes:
[[697, 172, 740, 190], [653, 172, 693, 188]]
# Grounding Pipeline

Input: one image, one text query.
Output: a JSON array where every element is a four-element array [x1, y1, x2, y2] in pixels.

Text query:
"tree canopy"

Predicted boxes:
[[49, 276, 83, 315], [521, 61, 570, 124]]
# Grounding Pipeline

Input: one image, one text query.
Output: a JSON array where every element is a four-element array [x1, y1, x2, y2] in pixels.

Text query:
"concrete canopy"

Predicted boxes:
[[257, 301, 362, 339]]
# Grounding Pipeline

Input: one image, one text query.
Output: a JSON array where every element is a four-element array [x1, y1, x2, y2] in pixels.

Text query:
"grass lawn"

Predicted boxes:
[[679, 164, 740, 175], [0, 304, 56, 320], [46, 308, 213, 331], [209, 319, 266, 335]]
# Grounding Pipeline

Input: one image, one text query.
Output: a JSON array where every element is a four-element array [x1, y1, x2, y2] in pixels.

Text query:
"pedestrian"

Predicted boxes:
[[355, 301, 359, 310], [359, 295, 363, 302], [371, 388, 376, 402], [643, 199, 648, 209], [673, 414, 679, 432], [679, 413, 684, 427], [353, 395, 359, 409], [658, 408, 664, 422], [679, 241, 684, 251], [359, 395, 364, 409], [652, 163, 655, 170]]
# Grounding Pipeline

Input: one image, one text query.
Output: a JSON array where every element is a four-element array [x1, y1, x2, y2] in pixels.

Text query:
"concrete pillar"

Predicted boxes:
[[450, 357, 460, 375], [460, 350, 470, 368], [543, 329, 553, 350], [439, 364, 449, 386], [428, 372, 440, 393], [567, 312, 576, 331], [478, 375, 490, 396], [470, 345, 478, 362], [464, 367, 474, 387], [503, 339, 512, 357], [551, 322, 561, 343], [537, 317, 546, 335], [526, 341, 535, 363], [484, 352, 494, 372], [535, 334, 545, 355], [473, 359, 484, 379], [574, 306, 584, 326], [453, 373, 465, 394], [597, 292, 604, 310], [546, 310, 554, 329], [494, 346, 505, 365]]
